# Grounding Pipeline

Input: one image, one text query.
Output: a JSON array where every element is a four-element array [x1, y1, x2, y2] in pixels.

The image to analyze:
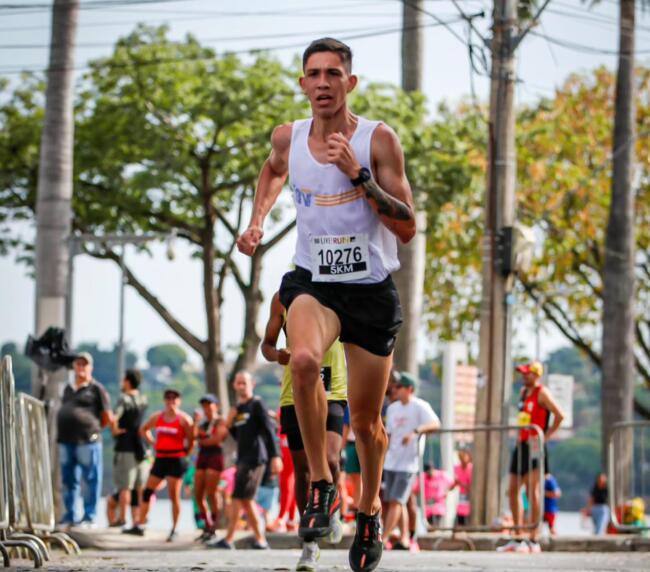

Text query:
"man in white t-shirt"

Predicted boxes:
[[382, 372, 439, 549]]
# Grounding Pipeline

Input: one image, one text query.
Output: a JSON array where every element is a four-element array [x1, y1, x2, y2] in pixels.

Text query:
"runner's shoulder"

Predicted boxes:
[[371, 122, 403, 158], [271, 123, 292, 152]]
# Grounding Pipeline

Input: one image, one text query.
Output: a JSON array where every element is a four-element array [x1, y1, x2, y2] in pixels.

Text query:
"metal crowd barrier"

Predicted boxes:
[[608, 420, 650, 532], [418, 424, 545, 547], [0, 356, 80, 568]]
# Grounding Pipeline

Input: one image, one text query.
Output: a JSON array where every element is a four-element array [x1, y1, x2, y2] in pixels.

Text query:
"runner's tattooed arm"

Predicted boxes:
[[361, 178, 413, 221]]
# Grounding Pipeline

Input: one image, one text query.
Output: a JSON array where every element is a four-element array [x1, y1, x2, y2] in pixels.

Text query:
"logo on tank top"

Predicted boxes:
[[292, 184, 313, 207], [292, 184, 363, 208]]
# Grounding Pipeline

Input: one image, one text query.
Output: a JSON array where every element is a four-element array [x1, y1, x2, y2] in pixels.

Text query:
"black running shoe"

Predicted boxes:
[[299, 480, 341, 539], [349, 511, 383, 572]]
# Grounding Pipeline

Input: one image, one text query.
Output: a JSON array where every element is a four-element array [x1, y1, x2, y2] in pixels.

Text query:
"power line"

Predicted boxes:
[[401, 0, 468, 46], [0, 22, 443, 51], [531, 30, 650, 57], [0, 16, 466, 76]]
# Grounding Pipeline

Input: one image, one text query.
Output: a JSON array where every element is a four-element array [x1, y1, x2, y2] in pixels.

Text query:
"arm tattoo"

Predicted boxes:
[[362, 179, 413, 221]]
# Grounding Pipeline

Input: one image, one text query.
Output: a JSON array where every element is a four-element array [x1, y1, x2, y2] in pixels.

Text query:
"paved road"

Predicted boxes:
[[9, 549, 650, 571]]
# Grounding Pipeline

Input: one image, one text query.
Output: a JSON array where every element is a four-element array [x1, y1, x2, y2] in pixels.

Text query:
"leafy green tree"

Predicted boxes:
[[146, 343, 186, 375], [421, 69, 650, 417], [1, 26, 305, 404]]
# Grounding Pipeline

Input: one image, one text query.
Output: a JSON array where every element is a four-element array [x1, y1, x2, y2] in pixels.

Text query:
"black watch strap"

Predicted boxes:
[[350, 167, 371, 187]]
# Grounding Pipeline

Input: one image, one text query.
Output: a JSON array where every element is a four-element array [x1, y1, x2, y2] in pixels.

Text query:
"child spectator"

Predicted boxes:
[[544, 472, 562, 536]]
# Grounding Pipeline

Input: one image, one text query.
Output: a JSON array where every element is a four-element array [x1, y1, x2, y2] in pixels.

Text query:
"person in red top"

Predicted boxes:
[[130, 388, 194, 541], [499, 361, 564, 555]]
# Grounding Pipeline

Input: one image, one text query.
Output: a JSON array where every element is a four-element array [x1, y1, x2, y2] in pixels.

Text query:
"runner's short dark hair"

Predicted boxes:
[[124, 368, 142, 389], [302, 38, 353, 72]]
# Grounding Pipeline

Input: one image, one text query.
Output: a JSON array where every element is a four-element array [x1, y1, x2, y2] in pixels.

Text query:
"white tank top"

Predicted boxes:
[[288, 116, 400, 284]]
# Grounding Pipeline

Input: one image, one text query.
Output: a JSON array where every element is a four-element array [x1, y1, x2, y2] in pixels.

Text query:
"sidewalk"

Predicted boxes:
[[8, 548, 650, 571], [65, 527, 650, 553]]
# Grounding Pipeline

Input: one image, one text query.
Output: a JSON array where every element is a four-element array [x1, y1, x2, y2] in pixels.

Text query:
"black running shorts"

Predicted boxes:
[[232, 463, 265, 500], [150, 456, 188, 479], [280, 400, 346, 451], [279, 267, 403, 357], [509, 441, 549, 476]]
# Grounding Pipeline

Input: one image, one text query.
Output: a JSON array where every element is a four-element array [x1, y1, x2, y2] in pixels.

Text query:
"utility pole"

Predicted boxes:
[[33, 0, 80, 519], [602, 0, 636, 476], [394, 0, 427, 375], [471, 0, 518, 526]]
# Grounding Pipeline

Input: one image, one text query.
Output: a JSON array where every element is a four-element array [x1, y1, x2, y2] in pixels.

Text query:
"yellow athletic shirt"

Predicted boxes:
[[279, 338, 348, 407]]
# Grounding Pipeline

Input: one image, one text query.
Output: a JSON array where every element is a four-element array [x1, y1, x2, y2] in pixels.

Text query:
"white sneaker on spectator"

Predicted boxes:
[[527, 540, 542, 553], [496, 539, 529, 553], [296, 541, 320, 571], [327, 512, 343, 544]]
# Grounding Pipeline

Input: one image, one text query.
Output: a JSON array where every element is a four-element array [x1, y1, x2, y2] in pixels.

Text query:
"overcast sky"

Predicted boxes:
[[1, 0, 648, 367]]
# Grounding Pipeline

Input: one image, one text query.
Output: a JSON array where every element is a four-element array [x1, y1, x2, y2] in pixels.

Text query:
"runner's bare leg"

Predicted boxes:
[[287, 294, 340, 483], [345, 344, 392, 515]]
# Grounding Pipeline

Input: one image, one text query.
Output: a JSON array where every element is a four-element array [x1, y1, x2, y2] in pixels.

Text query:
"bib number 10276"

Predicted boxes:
[[309, 234, 370, 282]]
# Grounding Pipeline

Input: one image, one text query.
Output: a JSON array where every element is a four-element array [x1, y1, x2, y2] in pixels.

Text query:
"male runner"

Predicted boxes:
[[262, 291, 347, 571], [237, 38, 415, 572]]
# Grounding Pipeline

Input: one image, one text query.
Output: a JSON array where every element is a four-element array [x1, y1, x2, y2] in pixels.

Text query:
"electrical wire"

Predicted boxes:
[[0, 15, 466, 76]]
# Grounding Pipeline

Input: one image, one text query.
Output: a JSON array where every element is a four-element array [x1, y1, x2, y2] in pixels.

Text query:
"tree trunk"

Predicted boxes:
[[201, 168, 229, 408], [33, 0, 79, 521], [230, 250, 263, 380], [393, 0, 426, 374], [601, 0, 636, 471]]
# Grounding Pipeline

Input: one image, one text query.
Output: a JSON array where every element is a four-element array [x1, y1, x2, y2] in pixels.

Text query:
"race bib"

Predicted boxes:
[[320, 366, 332, 393], [309, 234, 370, 282]]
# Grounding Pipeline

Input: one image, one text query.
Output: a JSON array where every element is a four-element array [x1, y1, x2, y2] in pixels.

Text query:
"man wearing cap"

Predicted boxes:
[[499, 361, 564, 554], [132, 387, 194, 541], [382, 372, 439, 550], [57, 352, 112, 527], [194, 393, 228, 542]]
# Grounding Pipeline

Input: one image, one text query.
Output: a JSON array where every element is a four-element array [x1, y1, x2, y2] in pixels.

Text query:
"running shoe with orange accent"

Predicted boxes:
[[299, 480, 341, 539], [349, 511, 383, 572]]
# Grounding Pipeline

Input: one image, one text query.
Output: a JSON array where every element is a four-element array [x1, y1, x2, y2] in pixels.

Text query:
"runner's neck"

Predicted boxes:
[[310, 110, 358, 141]]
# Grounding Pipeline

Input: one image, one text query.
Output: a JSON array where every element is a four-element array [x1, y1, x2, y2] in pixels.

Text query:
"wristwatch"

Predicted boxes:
[[350, 167, 371, 187]]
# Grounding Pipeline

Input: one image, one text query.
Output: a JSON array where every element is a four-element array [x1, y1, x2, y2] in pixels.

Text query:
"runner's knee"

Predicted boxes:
[[290, 349, 321, 387], [351, 416, 385, 443]]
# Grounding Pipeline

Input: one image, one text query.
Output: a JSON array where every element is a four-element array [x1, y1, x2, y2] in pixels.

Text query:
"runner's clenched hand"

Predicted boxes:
[[237, 226, 264, 256], [327, 132, 361, 178]]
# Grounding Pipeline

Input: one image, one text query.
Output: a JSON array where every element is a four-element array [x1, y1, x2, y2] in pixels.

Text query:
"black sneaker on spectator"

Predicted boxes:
[[349, 511, 383, 572], [122, 525, 145, 536]]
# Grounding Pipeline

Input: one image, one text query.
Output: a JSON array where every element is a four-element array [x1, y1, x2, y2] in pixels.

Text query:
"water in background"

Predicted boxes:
[[95, 496, 593, 536]]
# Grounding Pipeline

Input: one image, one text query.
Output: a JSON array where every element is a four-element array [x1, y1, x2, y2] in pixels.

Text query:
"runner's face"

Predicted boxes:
[[300, 51, 357, 118]]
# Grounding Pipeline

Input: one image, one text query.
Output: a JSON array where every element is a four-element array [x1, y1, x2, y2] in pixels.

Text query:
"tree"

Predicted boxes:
[[146, 343, 187, 375], [1, 27, 463, 406], [420, 68, 650, 418]]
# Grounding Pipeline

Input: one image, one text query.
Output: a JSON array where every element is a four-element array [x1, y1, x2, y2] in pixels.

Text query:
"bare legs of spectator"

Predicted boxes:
[[524, 469, 541, 542], [508, 474, 523, 537], [383, 501, 408, 547], [224, 499, 266, 544]]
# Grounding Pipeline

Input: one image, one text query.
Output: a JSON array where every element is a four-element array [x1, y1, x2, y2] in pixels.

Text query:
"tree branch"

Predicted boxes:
[[87, 248, 206, 356], [258, 218, 296, 254]]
